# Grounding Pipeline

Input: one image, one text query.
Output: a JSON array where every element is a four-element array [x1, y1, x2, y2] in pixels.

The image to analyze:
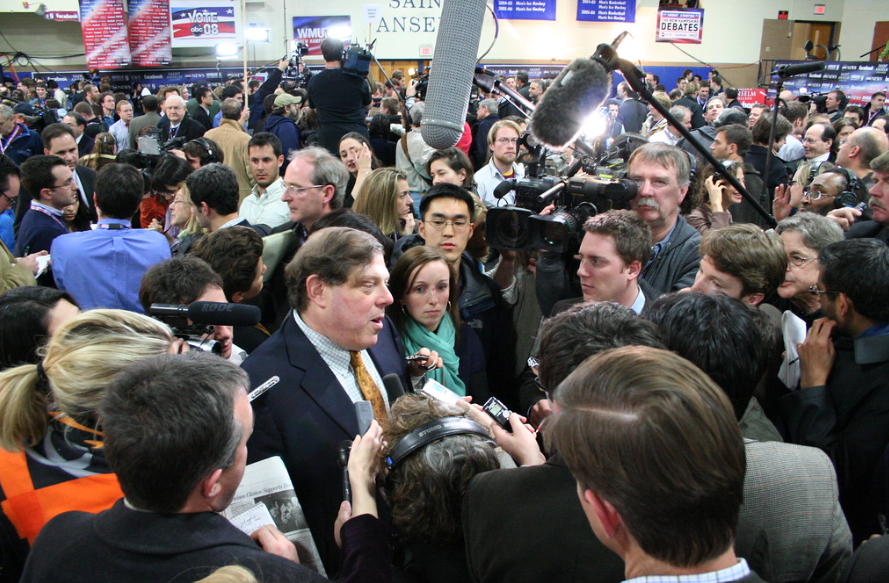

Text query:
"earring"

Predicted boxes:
[[447, 301, 452, 311], [401, 304, 407, 315]]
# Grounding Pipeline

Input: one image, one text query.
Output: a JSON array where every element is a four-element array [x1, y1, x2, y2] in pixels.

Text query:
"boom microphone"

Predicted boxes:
[[420, 0, 487, 149], [149, 301, 261, 326], [529, 59, 612, 149], [773, 61, 825, 78]]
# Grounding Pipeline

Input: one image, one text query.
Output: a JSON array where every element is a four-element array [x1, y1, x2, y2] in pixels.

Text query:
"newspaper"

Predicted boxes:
[[222, 456, 327, 577]]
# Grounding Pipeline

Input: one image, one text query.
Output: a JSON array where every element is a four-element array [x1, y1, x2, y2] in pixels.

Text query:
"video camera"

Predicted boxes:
[[283, 42, 313, 88], [797, 91, 828, 112], [485, 133, 640, 253], [149, 301, 261, 354], [342, 42, 373, 79]]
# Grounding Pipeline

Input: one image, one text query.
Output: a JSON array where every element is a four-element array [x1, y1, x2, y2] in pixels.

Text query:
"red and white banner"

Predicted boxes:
[[128, 0, 172, 66], [79, 0, 132, 69]]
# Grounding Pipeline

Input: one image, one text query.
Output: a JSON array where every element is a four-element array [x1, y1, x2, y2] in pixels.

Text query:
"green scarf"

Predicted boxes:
[[401, 315, 466, 396]]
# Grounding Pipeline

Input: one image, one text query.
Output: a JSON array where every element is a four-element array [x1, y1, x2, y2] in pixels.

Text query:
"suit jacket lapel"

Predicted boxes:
[[282, 316, 357, 437]]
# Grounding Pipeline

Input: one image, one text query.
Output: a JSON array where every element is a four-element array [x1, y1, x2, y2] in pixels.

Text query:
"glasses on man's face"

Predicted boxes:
[[495, 137, 518, 145], [803, 137, 823, 145], [426, 217, 470, 232], [802, 186, 834, 201], [788, 254, 816, 268], [808, 284, 838, 297], [51, 177, 74, 190], [286, 184, 324, 195]]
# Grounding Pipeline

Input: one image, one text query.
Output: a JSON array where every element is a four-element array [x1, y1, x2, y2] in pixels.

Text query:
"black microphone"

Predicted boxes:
[[493, 179, 517, 200], [420, 0, 487, 149], [383, 373, 405, 400], [337, 440, 352, 503], [529, 58, 612, 149], [149, 301, 261, 326], [773, 61, 825, 78]]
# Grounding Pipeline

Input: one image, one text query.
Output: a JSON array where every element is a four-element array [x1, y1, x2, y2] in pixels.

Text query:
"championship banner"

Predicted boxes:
[[493, 0, 557, 22], [292, 16, 352, 57], [655, 8, 703, 44], [79, 0, 132, 69], [128, 0, 172, 66], [576, 0, 635, 23], [171, 0, 239, 48]]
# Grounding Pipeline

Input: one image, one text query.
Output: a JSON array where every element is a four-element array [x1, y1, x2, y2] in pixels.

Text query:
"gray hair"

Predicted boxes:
[[775, 212, 844, 251], [409, 101, 426, 127], [290, 147, 349, 210], [286, 227, 383, 313], [628, 142, 691, 189], [669, 105, 691, 123], [478, 98, 498, 113], [714, 108, 748, 128], [0, 104, 13, 121], [220, 97, 242, 120], [100, 352, 248, 513]]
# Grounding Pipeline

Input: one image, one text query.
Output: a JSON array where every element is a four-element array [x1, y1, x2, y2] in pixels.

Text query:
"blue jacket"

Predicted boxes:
[[3, 125, 43, 166], [264, 114, 301, 161]]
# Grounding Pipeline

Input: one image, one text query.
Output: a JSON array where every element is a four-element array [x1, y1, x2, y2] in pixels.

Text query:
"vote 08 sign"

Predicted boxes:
[[655, 8, 703, 44], [171, 0, 241, 47]]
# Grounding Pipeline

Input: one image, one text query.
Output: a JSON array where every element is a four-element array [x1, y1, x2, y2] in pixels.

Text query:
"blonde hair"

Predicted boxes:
[[353, 167, 409, 237], [0, 310, 174, 451], [175, 183, 204, 236], [194, 566, 258, 583]]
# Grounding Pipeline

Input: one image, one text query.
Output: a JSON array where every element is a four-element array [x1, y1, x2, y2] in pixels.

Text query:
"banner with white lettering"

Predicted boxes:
[[170, 0, 240, 48], [129, 0, 172, 66], [79, 0, 132, 69], [771, 61, 889, 107], [655, 8, 703, 44], [576, 0, 635, 23], [493, 0, 556, 21], [292, 16, 353, 57]]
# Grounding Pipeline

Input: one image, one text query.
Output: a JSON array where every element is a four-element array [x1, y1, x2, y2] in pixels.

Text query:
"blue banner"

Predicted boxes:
[[576, 0, 635, 22], [493, 0, 556, 21]]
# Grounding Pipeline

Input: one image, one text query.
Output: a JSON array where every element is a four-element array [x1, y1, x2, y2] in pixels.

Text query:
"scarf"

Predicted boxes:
[[401, 315, 466, 396]]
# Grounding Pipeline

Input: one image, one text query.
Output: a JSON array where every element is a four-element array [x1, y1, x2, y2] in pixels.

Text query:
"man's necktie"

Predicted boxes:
[[349, 351, 388, 424]]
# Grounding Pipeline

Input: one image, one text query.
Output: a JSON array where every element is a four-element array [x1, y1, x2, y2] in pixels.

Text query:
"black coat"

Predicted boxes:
[[156, 115, 206, 143]]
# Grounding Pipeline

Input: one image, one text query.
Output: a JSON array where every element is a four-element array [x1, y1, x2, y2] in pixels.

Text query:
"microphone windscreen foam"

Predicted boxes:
[[530, 59, 612, 149], [420, 0, 488, 149]]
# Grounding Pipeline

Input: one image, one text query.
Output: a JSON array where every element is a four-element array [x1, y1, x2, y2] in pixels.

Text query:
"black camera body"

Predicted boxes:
[[148, 307, 222, 354], [283, 42, 313, 88], [342, 44, 373, 78]]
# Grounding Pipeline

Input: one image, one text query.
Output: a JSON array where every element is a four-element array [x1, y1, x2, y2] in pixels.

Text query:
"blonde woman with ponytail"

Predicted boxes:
[[0, 309, 181, 581]]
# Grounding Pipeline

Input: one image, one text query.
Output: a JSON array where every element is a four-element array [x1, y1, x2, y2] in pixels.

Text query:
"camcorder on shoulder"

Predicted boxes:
[[486, 133, 642, 254]]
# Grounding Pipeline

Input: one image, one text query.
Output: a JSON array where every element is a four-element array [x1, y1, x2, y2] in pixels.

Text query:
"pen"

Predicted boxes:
[[248, 376, 280, 402]]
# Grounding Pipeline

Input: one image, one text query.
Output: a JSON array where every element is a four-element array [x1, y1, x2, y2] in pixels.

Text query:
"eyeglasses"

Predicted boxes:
[[286, 184, 324, 195], [803, 137, 824, 145], [153, 190, 175, 199], [808, 284, 838, 297], [802, 186, 835, 201], [50, 177, 74, 189], [495, 137, 518, 145], [788, 254, 816, 268], [425, 217, 470, 232]]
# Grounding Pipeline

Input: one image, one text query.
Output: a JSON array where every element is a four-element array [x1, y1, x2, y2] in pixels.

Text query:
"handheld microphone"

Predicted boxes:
[[382, 373, 405, 401], [337, 440, 352, 503], [772, 61, 825, 78], [149, 301, 261, 326], [420, 0, 488, 149], [529, 58, 612, 149], [493, 179, 517, 201]]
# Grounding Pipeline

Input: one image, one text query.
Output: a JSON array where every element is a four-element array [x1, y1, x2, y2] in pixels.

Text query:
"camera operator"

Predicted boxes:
[[307, 37, 371, 155], [139, 255, 242, 363]]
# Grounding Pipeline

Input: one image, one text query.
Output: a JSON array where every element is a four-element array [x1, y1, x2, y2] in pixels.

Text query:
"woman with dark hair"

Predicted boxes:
[[387, 246, 488, 398], [339, 132, 381, 207], [686, 162, 745, 234], [833, 117, 858, 146], [0, 287, 80, 370], [142, 153, 194, 231], [425, 147, 475, 191], [368, 114, 396, 166]]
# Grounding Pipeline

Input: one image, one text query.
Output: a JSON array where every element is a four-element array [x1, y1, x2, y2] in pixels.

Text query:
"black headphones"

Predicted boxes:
[[384, 416, 492, 471], [191, 137, 219, 164], [684, 150, 698, 184], [824, 167, 863, 209]]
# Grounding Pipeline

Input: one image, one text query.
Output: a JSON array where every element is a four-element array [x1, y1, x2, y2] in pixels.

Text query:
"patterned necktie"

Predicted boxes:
[[349, 350, 388, 424]]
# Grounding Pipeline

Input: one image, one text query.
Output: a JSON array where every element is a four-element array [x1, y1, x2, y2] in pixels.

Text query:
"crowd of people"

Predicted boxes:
[[1, 41, 889, 583]]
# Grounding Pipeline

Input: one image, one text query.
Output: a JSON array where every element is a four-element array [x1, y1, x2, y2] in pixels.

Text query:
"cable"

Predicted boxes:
[[476, 4, 499, 64]]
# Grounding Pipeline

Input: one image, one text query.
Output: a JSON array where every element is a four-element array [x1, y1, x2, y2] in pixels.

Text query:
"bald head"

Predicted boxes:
[[838, 127, 889, 170]]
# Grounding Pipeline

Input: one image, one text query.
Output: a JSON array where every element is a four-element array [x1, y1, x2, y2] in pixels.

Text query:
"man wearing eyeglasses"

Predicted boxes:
[[781, 238, 889, 543], [477, 119, 525, 208], [800, 170, 848, 216], [16, 155, 76, 262], [803, 123, 835, 164]]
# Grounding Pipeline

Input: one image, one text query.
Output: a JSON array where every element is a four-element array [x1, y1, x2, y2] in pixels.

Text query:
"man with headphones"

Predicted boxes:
[[801, 168, 860, 216]]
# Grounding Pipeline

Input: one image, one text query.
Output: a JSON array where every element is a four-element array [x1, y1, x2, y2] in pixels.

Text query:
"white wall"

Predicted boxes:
[[0, 0, 881, 70]]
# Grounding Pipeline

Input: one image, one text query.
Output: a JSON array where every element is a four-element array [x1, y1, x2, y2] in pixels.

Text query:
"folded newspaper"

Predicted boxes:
[[222, 456, 327, 577]]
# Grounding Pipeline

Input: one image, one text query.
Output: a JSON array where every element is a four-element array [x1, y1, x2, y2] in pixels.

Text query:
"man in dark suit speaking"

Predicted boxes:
[[242, 226, 408, 575]]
